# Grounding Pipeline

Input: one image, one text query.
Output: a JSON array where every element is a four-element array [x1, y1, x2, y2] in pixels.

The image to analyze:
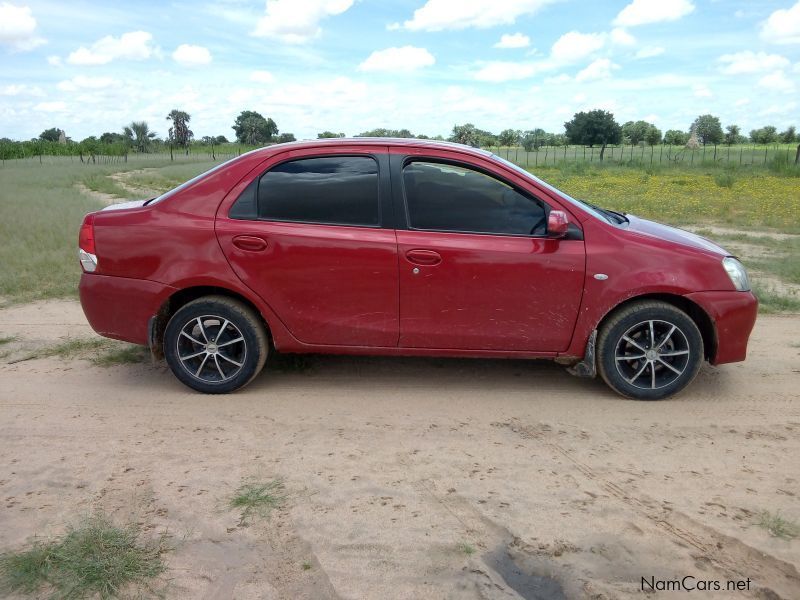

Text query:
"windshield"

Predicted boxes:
[[146, 154, 244, 205], [490, 154, 626, 225]]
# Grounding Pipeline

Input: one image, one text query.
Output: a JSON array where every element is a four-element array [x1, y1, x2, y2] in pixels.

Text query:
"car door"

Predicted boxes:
[[215, 150, 399, 347], [392, 152, 585, 352]]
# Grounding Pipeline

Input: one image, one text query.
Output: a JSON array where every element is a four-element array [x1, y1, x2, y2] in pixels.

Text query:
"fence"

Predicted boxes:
[[2, 142, 798, 171], [485, 143, 800, 169]]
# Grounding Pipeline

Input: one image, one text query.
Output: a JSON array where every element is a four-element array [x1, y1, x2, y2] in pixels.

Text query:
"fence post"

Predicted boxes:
[[764, 146, 768, 165], [170, 144, 174, 161], [659, 144, 663, 164], [713, 145, 717, 161], [650, 145, 654, 166]]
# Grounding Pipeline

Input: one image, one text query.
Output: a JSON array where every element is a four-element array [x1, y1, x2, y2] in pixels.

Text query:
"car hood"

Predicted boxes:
[[101, 199, 150, 211], [624, 215, 731, 256]]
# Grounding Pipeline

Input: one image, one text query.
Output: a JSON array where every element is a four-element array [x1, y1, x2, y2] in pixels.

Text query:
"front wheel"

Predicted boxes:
[[163, 296, 269, 394], [597, 301, 703, 400]]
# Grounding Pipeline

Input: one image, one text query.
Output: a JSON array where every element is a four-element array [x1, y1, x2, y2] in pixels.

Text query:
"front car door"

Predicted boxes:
[[216, 148, 399, 347], [392, 150, 585, 352]]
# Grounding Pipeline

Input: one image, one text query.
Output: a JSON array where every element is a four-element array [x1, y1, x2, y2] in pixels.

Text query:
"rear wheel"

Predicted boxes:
[[164, 296, 268, 394], [597, 301, 703, 400]]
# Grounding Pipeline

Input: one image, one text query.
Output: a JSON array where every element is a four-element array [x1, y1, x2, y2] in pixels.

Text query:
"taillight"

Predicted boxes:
[[78, 213, 98, 272]]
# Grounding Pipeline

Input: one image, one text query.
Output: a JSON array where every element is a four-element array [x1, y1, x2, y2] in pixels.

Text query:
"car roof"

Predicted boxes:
[[255, 137, 493, 159]]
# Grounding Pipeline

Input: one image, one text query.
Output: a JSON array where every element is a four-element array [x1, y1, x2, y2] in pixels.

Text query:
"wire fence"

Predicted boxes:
[[2, 142, 798, 171]]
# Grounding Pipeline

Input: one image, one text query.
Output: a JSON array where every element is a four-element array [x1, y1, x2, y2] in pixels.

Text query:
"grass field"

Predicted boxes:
[[0, 155, 797, 312]]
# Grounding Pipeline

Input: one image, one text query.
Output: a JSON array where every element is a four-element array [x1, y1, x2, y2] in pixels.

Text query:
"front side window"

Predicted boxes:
[[256, 156, 380, 226], [403, 161, 547, 236]]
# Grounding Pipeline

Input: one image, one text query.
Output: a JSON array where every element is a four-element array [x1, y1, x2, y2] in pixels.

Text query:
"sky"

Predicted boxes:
[[1, 0, 799, 141]]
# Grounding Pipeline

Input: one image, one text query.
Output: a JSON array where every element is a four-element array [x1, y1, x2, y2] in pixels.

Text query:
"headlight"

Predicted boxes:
[[722, 257, 750, 291]]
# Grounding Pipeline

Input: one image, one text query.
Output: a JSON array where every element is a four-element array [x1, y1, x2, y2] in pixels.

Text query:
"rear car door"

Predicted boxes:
[[216, 149, 399, 347], [392, 152, 585, 352]]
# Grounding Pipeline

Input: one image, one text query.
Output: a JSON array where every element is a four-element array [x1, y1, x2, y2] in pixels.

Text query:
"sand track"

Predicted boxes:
[[1, 300, 798, 598]]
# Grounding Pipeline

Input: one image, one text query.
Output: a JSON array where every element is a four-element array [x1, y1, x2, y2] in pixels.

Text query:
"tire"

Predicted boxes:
[[597, 301, 703, 400], [163, 295, 269, 394]]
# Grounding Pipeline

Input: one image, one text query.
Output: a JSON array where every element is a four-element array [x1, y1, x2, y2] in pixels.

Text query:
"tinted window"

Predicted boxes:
[[257, 156, 379, 226], [403, 162, 546, 235]]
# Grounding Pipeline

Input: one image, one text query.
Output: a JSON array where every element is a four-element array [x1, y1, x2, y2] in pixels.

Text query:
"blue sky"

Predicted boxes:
[[1, 0, 799, 141]]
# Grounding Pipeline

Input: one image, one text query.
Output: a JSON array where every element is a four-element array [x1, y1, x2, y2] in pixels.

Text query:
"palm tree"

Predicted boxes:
[[123, 121, 156, 153], [166, 109, 193, 148]]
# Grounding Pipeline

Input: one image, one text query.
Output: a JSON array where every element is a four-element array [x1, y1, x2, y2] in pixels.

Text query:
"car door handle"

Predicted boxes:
[[232, 235, 268, 252], [406, 249, 442, 266]]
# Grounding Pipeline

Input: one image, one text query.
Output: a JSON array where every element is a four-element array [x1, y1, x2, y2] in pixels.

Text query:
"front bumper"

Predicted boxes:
[[685, 290, 758, 365], [79, 273, 176, 345]]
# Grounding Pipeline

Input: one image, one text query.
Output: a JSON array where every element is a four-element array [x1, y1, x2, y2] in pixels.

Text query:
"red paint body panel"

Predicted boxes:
[[79, 273, 176, 345], [77, 138, 758, 370], [397, 230, 584, 351], [685, 291, 758, 364]]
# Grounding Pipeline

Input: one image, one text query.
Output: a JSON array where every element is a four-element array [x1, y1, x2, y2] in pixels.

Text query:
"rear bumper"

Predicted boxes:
[[79, 273, 176, 345], [685, 290, 758, 365]]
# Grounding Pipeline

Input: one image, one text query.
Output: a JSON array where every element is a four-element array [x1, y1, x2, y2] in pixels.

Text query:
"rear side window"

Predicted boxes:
[[403, 161, 546, 236], [252, 156, 380, 226]]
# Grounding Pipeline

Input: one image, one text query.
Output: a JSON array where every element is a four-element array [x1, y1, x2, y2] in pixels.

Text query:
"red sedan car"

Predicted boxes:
[[78, 138, 757, 399]]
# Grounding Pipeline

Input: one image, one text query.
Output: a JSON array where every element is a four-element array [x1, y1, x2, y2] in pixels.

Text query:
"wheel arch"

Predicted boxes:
[[148, 285, 272, 359], [596, 293, 717, 362]]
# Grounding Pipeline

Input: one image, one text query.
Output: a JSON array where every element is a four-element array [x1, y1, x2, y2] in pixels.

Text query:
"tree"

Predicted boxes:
[[232, 110, 278, 145], [622, 121, 648, 145], [750, 126, 778, 144], [166, 109, 193, 147], [317, 131, 344, 138], [564, 110, 622, 160], [498, 129, 520, 146], [215, 135, 228, 144], [449, 123, 479, 147], [521, 129, 547, 151], [357, 128, 415, 138], [779, 126, 796, 144], [99, 132, 124, 144], [39, 128, 61, 142], [690, 114, 723, 146], [724, 125, 740, 146], [644, 125, 661, 146], [123, 121, 156, 153], [276, 133, 296, 143], [664, 130, 688, 146]]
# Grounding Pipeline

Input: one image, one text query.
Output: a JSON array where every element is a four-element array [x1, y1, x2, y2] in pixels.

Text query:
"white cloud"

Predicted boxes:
[[0, 83, 43, 96], [735, 98, 750, 107], [172, 44, 212, 66], [358, 46, 435, 72], [692, 84, 712, 98], [610, 27, 636, 46], [46, 55, 61, 66], [252, 0, 353, 43], [250, 70, 275, 83], [34, 101, 67, 112], [57, 76, 117, 92], [760, 1, 800, 45], [614, 0, 694, 27], [758, 70, 795, 92], [718, 51, 790, 74], [391, 0, 557, 31], [550, 31, 605, 63], [474, 61, 541, 82], [635, 46, 664, 59], [575, 58, 619, 82], [67, 31, 156, 65], [494, 33, 530, 48], [0, 2, 45, 51]]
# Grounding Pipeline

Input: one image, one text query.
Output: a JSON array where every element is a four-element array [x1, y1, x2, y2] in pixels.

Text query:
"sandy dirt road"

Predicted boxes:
[[1, 300, 798, 599]]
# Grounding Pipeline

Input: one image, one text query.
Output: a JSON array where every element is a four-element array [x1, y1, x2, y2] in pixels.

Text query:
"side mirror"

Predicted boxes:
[[547, 210, 569, 238]]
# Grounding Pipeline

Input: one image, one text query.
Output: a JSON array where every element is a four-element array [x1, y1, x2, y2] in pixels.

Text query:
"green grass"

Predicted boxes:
[[230, 479, 285, 526], [13, 337, 147, 366], [756, 511, 800, 540], [81, 174, 130, 198], [0, 335, 16, 345], [301, 561, 312, 571], [0, 514, 167, 599], [752, 284, 800, 314], [0, 158, 218, 303], [457, 542, 476, 556]]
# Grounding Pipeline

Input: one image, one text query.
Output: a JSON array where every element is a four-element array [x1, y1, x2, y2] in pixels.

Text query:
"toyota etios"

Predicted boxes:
[[78, 139, 757, 399]]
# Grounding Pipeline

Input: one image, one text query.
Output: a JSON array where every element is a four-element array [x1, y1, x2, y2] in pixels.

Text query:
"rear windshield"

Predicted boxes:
[[147, 154, 245, 205]]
